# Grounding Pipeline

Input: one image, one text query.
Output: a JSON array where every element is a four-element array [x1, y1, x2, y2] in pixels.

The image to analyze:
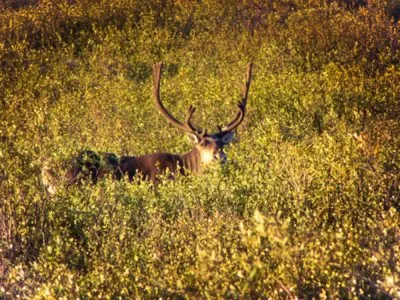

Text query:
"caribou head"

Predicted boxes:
[[118, 62, 253, 182]]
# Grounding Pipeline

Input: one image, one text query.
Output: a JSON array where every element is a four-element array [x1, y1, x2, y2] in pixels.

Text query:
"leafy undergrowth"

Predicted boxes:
[[1, 0, 399, 298]]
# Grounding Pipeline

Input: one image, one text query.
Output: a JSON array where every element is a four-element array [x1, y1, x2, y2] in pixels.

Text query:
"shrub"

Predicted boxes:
[[1, 0, 399, 298]]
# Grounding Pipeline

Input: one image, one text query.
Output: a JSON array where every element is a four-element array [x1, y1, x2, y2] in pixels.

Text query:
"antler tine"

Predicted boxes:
[[219, 101, 244, 132], [241, 62, 252, 108], [220, 63, 253, 133], [153, 62, 199, 134], [185, 105, 201, 133]]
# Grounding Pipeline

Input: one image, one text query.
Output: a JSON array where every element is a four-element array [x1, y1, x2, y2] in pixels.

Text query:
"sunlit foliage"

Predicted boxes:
[[1, 0, 399, 298]]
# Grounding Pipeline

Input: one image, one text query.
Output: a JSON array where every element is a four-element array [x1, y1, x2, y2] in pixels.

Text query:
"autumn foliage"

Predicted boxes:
[[1, 0, 399, 298]]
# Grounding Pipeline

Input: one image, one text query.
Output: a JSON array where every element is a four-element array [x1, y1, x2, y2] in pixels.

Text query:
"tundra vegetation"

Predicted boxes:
[[1, 0, 400, 298]]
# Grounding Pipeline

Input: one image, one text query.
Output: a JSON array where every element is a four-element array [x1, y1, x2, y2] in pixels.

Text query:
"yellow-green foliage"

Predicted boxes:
[[1, 0, 400, 298]]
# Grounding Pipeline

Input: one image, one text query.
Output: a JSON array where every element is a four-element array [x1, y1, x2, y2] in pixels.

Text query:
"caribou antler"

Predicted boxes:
[[219, 63, 252, 134], [153, 62, 252, 137], [153, 63, 202, 135]]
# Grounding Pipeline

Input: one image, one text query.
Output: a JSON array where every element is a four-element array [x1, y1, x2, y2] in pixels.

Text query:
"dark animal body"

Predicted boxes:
[[119, 146, 206, 182], [119, 154, 185, 182], [68, 148, 204, 184]]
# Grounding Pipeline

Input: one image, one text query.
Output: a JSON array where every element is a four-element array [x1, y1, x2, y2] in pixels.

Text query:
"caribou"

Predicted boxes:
[[43, 62, 252, 191], [118, 62, 252, 182]]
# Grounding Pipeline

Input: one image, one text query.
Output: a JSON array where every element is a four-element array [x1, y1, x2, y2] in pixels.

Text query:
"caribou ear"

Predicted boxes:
[[221, 132, 235, 144], [186, 132, 200, 144]]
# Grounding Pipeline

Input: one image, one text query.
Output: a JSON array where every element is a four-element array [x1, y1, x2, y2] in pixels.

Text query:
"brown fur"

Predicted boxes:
[[119, 148, 203, 183]]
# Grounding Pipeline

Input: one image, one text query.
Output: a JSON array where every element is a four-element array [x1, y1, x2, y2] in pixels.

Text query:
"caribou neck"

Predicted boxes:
[[181, 147, 203, 174]]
